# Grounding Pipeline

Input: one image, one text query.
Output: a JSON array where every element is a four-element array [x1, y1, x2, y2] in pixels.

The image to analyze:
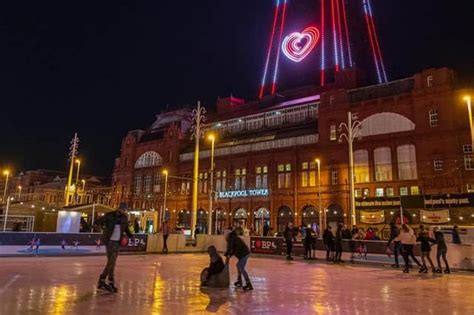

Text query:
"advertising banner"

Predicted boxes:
[[0, 232, 147, 256], [360, 211, 385, 224], [250, 237, 283, 255], [421, 209, 450, 224]]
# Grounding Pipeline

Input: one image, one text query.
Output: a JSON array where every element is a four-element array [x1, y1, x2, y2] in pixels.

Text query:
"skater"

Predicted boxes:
[[433, 227, 450, 274], [201, 245, 227, 287], [161, 220, 170, 254], [34, 238, 40, 254], [388, 222, 401, 268], [333, 223, 343, 263], [225, 229, 253, 291], [452, 225, 461, 244], [417, 227, 435, 273], [323, 226, 334, 261], [94, 202, 133, 293], [284, 222, 295, 260], [95, 239, 101, 251], [397, 224, 423, 273], [303, 225, 313, 260]]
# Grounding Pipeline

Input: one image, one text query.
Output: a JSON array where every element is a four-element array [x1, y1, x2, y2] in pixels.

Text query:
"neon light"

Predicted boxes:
[[320, 0, 325, 86], [367, 0, 388, 82], [281, 26, 320, 63], [259, 0, 280, 99], [271, 0, 287, 94], [363, 0, 382, 83], [331, 0, 339, 72], [335, 0, 345, 69], [341, 0, 353, 67]]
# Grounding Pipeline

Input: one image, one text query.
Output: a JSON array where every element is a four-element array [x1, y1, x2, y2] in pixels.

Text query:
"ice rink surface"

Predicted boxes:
[[0, 254, 473, 314]]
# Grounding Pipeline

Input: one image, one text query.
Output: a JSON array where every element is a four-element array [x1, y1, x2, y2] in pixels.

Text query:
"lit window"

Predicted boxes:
[[397, 145, 417, 180], [386, 187, 394, 196], [374, 147, 392, 181], [426, 75, 433, 88], [363, 188, 370, 197], [354, 150, 370, 183], [429, 109, 438, 127], [463, 145, 473, 154], [410, 186, 420, 195], [467, 184, 474, 193], [433, 160, 443, 172], [278, 163, 292, 188], [400, 187, 408, 196], [330, 125, 337, 141], [465, 155, 474, 170], [355, 189, 362, 198], [376, 188, 384, 197]]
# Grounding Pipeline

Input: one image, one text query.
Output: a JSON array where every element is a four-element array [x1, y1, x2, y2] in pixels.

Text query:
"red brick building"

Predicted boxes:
[[112, 68, 474, 234]]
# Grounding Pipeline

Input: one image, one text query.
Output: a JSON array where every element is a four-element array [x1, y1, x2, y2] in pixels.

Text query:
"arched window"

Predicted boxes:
[[374, 147, 392, 181], [360, 113, 415, 137], [354, 150, 370, 183], [397, 145, 418, 180], [135, 151, 162, 169]]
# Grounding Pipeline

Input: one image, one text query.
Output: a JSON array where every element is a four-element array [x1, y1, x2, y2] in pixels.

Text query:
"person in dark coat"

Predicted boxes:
[[433, 227, 450, 274], [284, 222, 295, 260], [94, 202, 133, 293], [452, 225, 461, 244], [342, 225, 352, 240], [323, 226, 334, 261], [303, 226, 314, 260], [201, 245, 226, 287], [417, 227, 435, 273], [333, 223, 344, 263], [225, 230, 253, 290], [387, 222, 401, 268]]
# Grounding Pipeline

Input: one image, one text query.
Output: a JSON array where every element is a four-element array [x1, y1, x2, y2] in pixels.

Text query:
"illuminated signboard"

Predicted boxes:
[[218, 189, 269, 199], [282, 26, 320, 63]]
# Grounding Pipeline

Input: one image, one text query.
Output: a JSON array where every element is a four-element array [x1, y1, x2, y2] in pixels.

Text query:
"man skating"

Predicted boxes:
[[94, 202, 133, 293], [225, 229, 253, 291]]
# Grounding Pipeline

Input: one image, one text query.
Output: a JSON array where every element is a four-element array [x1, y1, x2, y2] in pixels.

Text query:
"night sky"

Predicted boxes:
[[0, 1, 473, 176]]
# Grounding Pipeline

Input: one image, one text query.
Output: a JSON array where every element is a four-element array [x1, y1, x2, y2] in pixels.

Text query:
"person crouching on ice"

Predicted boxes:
[[225, 229, 253, 291], [201, 245, 226, 287], [94, 202, 133, 293]]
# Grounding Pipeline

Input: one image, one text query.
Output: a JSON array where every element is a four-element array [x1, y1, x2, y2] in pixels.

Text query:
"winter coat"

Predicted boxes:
[[284, 227, 294, 243], [323, 229, 334, 245], [416, 232, 433, 252], [396, 228, 416, 245], [225, 231, 250, 259], [94, 211, 133, 244], [434, 231, 447, 251]]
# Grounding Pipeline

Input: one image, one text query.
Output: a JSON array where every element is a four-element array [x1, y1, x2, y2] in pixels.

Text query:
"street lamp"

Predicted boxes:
[[464, 95, 474, 150], [207, 133, 216, 235], [191, 102, 206, 239], [315, 158, 322, 231], [2, 170, 10, 204], [162, 169, 169, 231], [339, 111, 362, 226], [81, 179, 86, 192], [17, 185, 22, 201]]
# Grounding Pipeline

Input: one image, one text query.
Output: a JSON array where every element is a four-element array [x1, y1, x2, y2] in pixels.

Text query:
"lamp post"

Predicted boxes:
[[465, 95, 474, 150], [339, 112, 362, 226], [2, 196, 11, 232], [315, 159, 322, 231], [74, 159, 81, 204], [2, 170, 10, 204], [81, 179, 86, 192], [207, 133, 216, 235], [65, 133, 79, 206], [17, 185, 22, 202], [162, 169, 168, 231], [191, 102, 206, 239]]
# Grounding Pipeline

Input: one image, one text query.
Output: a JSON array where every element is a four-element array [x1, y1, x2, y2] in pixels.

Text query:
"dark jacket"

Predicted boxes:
[[334, 229, 343, 243], [452, 229, 461, 244], [388, 225, 400, 246], [207, 250, 225, 277], [434, 231, 447, 251], [323, 229, 334, 245], [225, 231, 250, 259], [304, 227, 313, 245], [94, 211, 133, 244], [284, 227, 294, 243], [417, 232, 433, 252], [342, 229, 352, 240]]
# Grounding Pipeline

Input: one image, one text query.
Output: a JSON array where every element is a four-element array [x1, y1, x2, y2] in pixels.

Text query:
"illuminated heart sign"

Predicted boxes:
[[282, 26, 320, 63]]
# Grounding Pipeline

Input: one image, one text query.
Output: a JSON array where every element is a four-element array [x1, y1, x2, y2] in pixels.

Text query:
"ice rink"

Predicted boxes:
[[0, 254, 473, 314]]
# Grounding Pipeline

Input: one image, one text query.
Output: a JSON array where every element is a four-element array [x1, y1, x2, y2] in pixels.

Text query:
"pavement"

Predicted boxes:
[[0, 254, 472, 314]]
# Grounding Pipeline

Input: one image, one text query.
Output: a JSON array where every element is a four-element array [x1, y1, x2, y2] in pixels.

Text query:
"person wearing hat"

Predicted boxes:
[[94, 202, 133, 293]]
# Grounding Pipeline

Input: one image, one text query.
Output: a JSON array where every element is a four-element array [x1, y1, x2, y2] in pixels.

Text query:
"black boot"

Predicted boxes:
[[403, 268, 409, 273], [108, 282, 118, 293], [444, 269, 451, 274], [97, 278, 109, 291], [243, 282, 253, 291], [234, 280, 243, 288]]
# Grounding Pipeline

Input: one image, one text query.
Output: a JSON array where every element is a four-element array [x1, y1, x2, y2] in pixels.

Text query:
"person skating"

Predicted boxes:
[[225, 229, 253, 291], [323, 226, 334, 261], [94, 202, 133, 293], [388, 222, 401, 268], [416, 227, 435, 273], [284, 222, 295, 260], [433, 227, 450, 274], [333, 223, 343, 263], [161, 220, 170, 254], [303, 225, 314, 260], [396, 224, 423, 273], [452, 225, 461, 244]]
